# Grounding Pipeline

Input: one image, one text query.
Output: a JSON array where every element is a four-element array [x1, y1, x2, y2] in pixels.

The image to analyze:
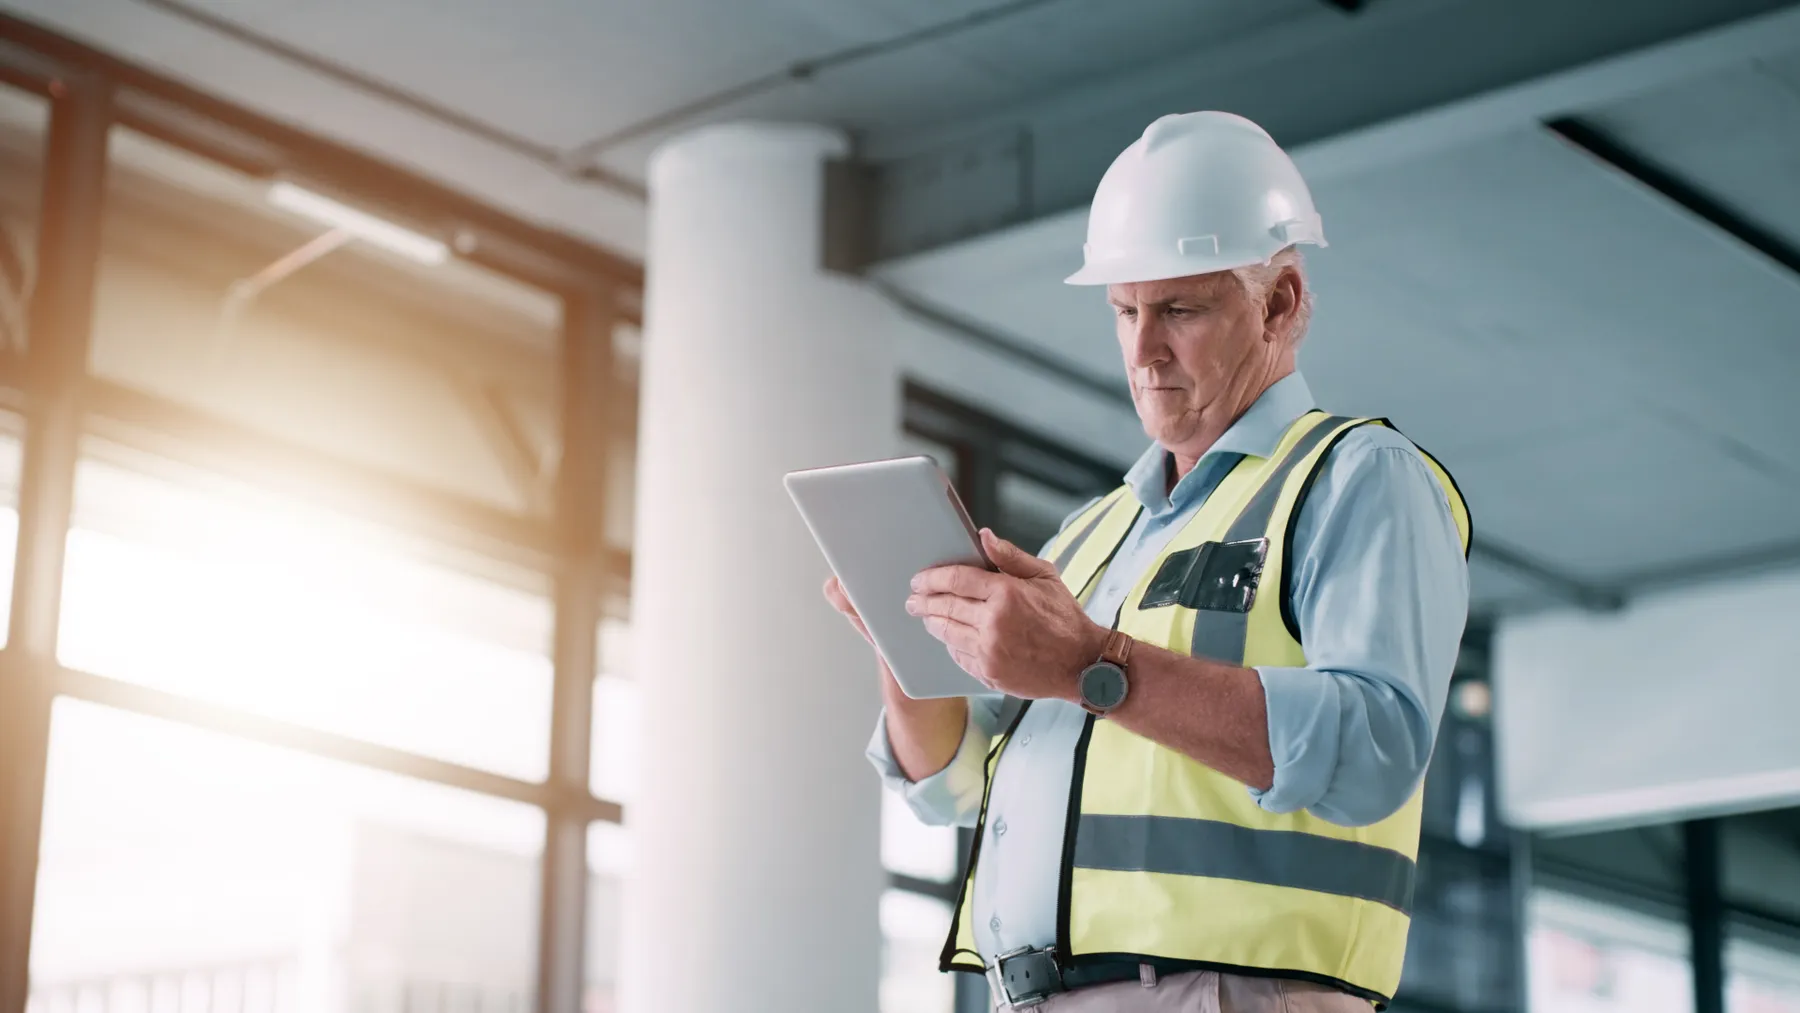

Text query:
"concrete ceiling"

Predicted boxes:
[[876, 8, 1800, 615], [9, 0, 1796, 260], [5, 0, 1799, 616]]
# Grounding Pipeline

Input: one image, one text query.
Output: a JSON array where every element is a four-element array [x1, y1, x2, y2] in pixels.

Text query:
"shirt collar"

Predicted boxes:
[[1122, 372, 1318, 515]]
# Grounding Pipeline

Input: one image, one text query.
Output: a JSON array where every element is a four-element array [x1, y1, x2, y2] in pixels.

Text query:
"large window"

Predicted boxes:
[[1528, 890, 1800, 1013], [0, 28, 638, 1013], [91, 124, 565, 519], [0, 80, 43, 360], [58, 447, 557, 780], [33, 699, 547, 1013]]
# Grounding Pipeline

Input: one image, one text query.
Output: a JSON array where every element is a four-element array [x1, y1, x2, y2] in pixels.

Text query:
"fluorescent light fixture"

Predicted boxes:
[[267, 181, 448, 264]]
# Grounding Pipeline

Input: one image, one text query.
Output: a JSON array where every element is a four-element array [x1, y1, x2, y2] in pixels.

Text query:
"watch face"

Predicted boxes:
[[1080, 662, 1128, 711]]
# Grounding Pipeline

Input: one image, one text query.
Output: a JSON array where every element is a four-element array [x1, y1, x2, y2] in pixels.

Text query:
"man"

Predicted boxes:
[[827, 111, 1470, 1011]]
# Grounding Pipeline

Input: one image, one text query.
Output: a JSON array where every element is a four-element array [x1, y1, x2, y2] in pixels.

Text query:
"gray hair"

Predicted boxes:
[[1231, 246, 1314, 345]]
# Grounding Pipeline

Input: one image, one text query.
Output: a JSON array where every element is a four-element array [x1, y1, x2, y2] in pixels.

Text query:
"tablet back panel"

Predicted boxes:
[[785, 456, 990, 699]]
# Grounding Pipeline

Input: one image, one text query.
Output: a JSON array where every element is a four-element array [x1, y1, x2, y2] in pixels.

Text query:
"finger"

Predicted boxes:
[[824, 575, 859, 613], [912, 564, 1000, 600], [908, 592, 986, 626], [981, 528, 1058, 580], [920, 614, 982, 655]]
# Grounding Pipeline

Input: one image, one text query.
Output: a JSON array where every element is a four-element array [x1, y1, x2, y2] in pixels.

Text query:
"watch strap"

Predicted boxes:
[[1100, 629, 1133, 668]]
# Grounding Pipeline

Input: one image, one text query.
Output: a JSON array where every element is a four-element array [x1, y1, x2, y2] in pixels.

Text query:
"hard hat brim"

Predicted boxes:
[[1063, 252, 1271, 286]]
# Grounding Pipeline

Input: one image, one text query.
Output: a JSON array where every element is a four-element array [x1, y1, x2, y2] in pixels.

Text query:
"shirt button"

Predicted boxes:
[[990, 916, 1002, 931], [1020, 734, 1032, 746], [995, 821, 1008, 837]]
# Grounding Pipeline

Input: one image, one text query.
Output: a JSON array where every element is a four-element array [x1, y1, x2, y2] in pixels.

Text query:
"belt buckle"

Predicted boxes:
[[995, 945, 1062, 1009]]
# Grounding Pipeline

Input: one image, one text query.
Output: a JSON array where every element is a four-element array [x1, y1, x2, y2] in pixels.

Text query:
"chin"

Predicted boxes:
[[1142, 411, 1205, 448]]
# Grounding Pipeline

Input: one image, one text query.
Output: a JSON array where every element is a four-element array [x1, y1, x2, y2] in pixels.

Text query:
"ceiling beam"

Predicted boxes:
[[124, 0, 647, 202], [1318, 0, 1367, 12], [0, 11, 647, 286], [876, 281, 1134, 409], [864, 0, 1800, 264], [1617, 537, 1800, 596], [1545, 117, 1800, 279], [1472, 537, 1627, 613]]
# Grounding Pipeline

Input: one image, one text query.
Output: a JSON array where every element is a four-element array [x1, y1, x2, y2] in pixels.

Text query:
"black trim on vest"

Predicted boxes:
[[1049, 521, 1140, 960], [944, 499, 1142, 972], [1051, 489, 1126, 574], [1278, 419, 1380, 646], [1054, 713, 1098, 961], [1075, 504, 1140, 603], [1388, 422, 1474, 562], [938, 699, 1035, 972], [1278, 418, 1473, 644]]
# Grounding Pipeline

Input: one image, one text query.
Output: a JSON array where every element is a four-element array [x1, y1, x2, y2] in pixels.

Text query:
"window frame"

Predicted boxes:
[[0, 15, 639, 1013]]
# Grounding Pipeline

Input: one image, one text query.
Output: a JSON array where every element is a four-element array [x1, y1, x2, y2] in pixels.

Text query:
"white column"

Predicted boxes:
[[622, 123, 894, 1013]]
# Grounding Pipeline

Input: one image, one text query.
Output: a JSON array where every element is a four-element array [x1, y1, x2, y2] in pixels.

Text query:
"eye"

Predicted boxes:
[[1164, 306, 1196, 319], [1113, 306, 1137, 320]]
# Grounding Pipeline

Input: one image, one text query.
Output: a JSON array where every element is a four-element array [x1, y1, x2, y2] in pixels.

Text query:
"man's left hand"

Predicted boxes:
[[906, 528, 1108, 700]]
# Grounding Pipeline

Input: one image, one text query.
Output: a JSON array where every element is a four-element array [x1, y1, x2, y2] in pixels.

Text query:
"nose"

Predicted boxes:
[[1122, 313, 1167, 371]]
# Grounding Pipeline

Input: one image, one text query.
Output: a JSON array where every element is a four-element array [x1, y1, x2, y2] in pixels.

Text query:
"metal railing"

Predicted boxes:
[[29, 960, 549, 1013], [28, 956, 296, 1013]]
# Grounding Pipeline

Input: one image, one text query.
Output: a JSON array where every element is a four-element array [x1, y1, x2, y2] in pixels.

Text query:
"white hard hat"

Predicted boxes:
[[1065, 111, 1326, 286]]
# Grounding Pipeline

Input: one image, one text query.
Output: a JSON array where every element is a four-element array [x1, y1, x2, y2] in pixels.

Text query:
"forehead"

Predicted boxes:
[[1106, 272, 1236, 304]]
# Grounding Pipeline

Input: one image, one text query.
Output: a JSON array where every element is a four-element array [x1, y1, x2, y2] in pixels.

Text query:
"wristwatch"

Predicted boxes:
[[1077, 630, 1133, 716]]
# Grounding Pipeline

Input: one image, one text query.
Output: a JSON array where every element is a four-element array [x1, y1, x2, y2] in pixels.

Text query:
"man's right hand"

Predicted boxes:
[[824, 574, 969, 782]]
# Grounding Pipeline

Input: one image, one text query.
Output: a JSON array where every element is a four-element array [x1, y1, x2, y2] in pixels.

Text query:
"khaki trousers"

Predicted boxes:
[[993, 969, 1374, 1012]]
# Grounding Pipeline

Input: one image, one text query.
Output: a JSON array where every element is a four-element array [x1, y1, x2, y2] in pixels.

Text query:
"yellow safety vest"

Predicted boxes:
[[939, 411, 1472, 1006]]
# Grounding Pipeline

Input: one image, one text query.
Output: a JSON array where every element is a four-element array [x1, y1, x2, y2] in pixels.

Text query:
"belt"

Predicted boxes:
[[988, 947, 1151, 1008]]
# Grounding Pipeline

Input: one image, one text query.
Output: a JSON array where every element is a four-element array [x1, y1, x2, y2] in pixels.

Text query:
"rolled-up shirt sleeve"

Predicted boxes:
[[1250, 430, 1469, 827], [866, 693, 1008, 828]]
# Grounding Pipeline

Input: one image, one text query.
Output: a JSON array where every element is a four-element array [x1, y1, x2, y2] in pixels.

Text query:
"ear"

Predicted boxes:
[[1264, 266, 1304, 345]]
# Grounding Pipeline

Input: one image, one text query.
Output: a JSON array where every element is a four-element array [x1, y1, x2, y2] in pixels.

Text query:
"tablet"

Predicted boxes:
[[785, 455, 992, 699]]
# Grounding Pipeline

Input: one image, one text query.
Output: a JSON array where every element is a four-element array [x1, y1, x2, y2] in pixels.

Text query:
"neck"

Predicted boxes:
[[1165, 367, 1293, 485]]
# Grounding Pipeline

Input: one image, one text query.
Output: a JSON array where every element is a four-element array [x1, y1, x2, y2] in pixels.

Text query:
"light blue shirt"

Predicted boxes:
[[866, 373, 1470, 963]]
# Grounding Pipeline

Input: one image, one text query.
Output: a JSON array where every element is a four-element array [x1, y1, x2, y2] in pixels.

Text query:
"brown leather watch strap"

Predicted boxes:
[[1101, 629, 1133, 667]]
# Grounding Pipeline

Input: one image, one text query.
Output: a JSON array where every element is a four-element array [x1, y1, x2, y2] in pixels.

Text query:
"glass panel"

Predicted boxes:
[[30, 699, 545, 1013], [585, 822, 631, 1013], [1731, 933, 1800, 1012], [95, 126, 561, 516], [590, 618, 638, 803], [603, 319, 637, 557], [881, 890, 955, 1013], [0, 417, 21, 644], [58, 446, 555, 780], [882, 789, 958, 883], [604, 433, 636, 558], [0, 84, 46, 354], [1527, 890, 1692, 1013], [996, 472, 1089, 554], [1398, 843, 1516, 1011]]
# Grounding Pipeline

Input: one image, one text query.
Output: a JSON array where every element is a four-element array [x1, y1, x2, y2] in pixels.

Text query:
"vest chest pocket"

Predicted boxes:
[[1139, 537, 1269, 612]]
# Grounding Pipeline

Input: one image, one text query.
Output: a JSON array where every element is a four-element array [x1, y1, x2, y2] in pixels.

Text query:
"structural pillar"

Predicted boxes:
[[1685, 818, 1725, 1013], [622, 123, 894, 1013]]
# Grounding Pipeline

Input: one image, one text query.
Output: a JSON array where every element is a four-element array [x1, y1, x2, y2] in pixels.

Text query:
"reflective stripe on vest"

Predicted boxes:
[[938, 411, 1472, 1008]]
